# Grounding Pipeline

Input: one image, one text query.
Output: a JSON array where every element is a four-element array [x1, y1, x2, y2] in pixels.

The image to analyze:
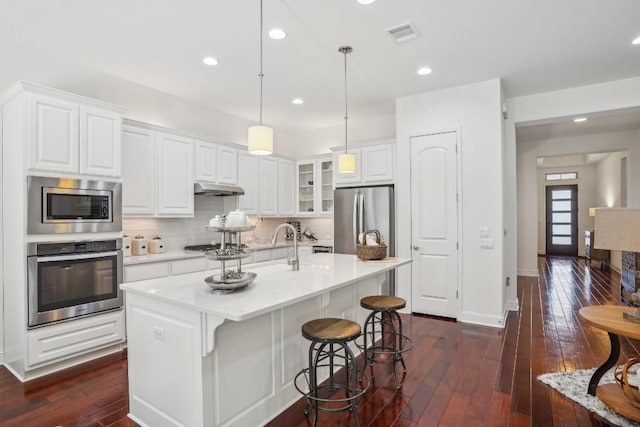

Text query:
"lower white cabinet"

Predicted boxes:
[[125, 262, 172, 282], [27, 309, 125, 367]]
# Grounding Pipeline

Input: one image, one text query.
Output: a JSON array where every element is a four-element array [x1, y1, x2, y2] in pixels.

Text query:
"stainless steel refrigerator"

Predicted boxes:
[[334, 185, 395, 294]]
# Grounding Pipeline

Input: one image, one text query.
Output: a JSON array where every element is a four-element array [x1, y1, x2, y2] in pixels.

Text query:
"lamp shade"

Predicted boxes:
[[594, 208, 640, 252], [248, 125, 273, 155], [338, 153, 356, 173]]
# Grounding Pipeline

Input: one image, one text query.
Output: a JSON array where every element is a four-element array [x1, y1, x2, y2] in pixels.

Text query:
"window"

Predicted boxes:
[[546, 172, 577, 181]]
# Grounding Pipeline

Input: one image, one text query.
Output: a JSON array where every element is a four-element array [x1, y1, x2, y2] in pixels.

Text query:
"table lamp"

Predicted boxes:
[[594, 208, 640, 321]]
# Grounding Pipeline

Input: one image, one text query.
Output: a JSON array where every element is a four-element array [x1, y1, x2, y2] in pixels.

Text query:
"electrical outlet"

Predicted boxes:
[[480, 238, 495, 249], [153, 326, 165, 342]]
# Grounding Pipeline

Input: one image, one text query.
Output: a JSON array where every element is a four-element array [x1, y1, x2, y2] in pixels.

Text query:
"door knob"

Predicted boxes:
[[412, 245, 422, 251]]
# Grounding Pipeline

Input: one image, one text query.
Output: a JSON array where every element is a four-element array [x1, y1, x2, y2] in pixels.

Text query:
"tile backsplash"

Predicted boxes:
[[123, 196, 334, 251]]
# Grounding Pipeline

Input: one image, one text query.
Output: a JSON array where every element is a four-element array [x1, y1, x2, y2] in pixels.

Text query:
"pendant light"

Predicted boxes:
[[338, 46, 356, 173], [248, 0, 273, 155]]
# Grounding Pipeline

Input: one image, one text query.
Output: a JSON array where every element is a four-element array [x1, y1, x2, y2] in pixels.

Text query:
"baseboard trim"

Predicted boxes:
[[458, 310, 506, 328], [518, 268, 539, 277]]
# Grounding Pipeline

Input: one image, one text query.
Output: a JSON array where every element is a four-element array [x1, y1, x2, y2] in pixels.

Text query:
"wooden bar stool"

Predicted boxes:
[[294, 318, 369, 427], [360, 295, 413, 388]]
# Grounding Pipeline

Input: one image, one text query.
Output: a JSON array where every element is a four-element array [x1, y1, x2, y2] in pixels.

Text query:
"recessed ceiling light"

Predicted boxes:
[[268, 28, 287, 40], [417, 67, 432, 76], [357, 0, 377, 4], [292, 98, 304, 105], [574, 117, 587, 123], [202, 56, 218, 66], [632, 36, 640, 45]]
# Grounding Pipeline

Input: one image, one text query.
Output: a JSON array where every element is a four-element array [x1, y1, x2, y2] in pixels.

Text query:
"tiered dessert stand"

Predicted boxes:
[[204, 216, 256, 293]]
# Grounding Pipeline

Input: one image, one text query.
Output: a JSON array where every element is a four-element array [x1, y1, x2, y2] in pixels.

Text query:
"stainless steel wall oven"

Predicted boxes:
[[27, 176, 122, 234], [27, 239, 123, 328]]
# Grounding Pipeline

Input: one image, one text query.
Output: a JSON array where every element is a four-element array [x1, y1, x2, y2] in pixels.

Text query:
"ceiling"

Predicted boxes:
[[1, 0, 639, 133]]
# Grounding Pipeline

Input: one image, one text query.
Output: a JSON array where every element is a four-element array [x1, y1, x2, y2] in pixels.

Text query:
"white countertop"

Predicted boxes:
[[121, 253, 410, 321], [123, 239, 333, 266]]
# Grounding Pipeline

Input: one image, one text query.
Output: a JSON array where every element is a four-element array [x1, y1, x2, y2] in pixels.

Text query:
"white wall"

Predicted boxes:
[[594, 151, 628, 270], [506, 76, 640, 298], [396, 79, 507, 327], [536, 165, 596, 257]]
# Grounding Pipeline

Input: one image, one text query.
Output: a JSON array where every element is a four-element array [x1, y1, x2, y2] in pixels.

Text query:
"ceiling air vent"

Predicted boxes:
[[386, 22, 420, 43]]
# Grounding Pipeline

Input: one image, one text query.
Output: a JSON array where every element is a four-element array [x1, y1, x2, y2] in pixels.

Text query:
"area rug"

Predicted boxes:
[[537, 367, 640, 427]]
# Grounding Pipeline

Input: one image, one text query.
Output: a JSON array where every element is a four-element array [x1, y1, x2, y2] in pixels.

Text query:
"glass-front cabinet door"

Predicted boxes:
[[297, 161, 315, 213], [320, 159, 333, 213], [296, 157, 333, 215]]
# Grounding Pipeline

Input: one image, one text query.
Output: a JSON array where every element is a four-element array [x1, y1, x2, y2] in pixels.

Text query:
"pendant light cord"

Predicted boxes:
[[259, 0, 264, 125], [343, 49, 348, 153]]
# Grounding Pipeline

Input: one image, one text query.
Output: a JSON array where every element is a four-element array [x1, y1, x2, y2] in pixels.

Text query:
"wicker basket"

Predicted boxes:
[[357, 230, 387, 261]]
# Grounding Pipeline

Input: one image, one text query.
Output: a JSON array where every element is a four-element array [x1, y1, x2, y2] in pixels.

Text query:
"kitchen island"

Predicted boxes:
[[121, 253, 411, 427]]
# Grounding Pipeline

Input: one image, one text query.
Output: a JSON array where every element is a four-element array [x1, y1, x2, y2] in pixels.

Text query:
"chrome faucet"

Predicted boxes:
[[271, 223, 299, 271]]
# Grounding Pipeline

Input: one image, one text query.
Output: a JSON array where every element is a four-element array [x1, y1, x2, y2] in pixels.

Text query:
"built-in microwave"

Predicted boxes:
[[27, 176, 122, 234]]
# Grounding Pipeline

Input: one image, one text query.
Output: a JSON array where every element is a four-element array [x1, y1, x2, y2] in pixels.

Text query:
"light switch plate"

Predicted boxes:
[[479, 227, 490, 238]]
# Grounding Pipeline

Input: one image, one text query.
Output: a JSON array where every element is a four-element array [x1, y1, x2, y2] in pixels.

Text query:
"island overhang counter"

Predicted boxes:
[[121, 253, 411, 427]]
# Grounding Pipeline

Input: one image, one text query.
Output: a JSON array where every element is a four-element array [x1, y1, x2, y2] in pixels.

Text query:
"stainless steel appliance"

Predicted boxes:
[[27, 176, 122, 234], [27, 239, 123, 327], [334, 185, 395, 293]]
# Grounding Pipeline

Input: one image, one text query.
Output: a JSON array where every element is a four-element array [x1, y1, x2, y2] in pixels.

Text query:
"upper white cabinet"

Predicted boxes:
[[259, 157, 278, 216], [333, 143, 394, 187], [194, 139, 238, 185], [122, 122, 194, 217], [296, 156, 333, 215], [238, 152, 295, 217], [238, 151, 260, 215], [23, 84, 124, 177], [278, 158, 295, 216]]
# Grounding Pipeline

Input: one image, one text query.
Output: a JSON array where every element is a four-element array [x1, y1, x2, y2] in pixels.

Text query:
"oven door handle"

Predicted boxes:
[[34, 251, 120, 262]]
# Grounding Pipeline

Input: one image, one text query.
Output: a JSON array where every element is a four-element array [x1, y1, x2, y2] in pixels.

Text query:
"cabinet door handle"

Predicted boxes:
[[412, 245, 422, 251]]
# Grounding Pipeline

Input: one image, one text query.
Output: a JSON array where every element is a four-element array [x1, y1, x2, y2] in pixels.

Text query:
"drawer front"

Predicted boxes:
[[272, 247, 289, 260], [254, 250, 273, 263], [125, 262, 171, 282], [28, 310, 125, 366], [171, 258, 207, 275]]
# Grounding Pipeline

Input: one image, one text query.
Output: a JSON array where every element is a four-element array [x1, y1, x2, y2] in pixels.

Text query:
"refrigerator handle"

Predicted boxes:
[[353, 193, 359, 245], [358, 193, 364, 237]]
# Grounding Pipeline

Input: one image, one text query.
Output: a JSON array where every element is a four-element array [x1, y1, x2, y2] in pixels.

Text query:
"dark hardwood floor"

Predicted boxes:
[[0, 256, 634, 426]]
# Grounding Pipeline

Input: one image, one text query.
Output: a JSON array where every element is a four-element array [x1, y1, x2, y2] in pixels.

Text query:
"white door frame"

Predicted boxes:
[[408, 127, 463, 317]]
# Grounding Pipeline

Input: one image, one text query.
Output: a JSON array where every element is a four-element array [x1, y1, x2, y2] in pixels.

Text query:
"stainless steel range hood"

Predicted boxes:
[[194, 182, 245, 196]]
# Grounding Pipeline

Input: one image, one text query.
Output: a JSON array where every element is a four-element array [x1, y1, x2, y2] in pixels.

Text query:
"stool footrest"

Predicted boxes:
[[294, 368, 370, 410]]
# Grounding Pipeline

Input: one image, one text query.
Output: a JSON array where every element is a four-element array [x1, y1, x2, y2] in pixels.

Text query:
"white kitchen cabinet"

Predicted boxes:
[[79, 106, 122, 177], [259, 157, 278, 216], [27, 309, 125, 367], [122, 122, 194, 217], [238, 151, 260, 214], [362, 144, 394, 183], [238, 152, 295, 217], [122, 125, 156, 215], [24, 85, 124, 177], [157, 132, 194, 216], [333, 142, 394, 187], [194, 139, 238, 185], [124, 262, 171, 282], [28, 93, 79, 174], [278, 158, 295, 215], [297, 156, 333, 215]]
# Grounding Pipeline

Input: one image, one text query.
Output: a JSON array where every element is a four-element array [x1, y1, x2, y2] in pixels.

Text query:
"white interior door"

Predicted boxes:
[[411, 132, 459, 318]]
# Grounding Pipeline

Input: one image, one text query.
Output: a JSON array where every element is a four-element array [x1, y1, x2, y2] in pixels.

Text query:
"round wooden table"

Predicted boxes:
[[579, 305, 640, 422]]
